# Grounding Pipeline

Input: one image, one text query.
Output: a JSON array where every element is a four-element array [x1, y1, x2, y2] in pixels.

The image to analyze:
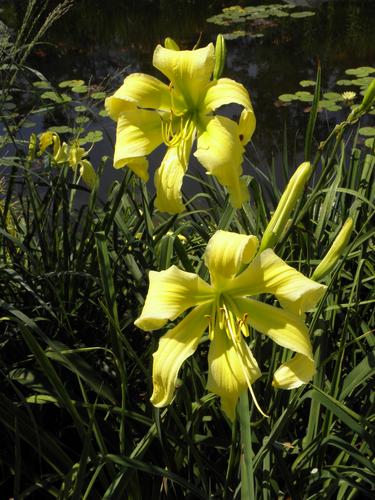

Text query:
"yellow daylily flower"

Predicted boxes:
[[39, 133, 97, 190], [105, 41, 256, 214], [135, 230, 326, 421]]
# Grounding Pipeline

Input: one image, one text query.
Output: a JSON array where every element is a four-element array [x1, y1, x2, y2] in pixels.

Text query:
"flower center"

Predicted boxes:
[[207, 294, 268, 418]]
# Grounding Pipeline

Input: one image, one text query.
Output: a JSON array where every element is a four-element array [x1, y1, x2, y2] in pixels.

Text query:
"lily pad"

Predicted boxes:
[[278, 93, 296, 102], [59, 79, 85, 88], [78, 130, 103, 145], [72, 85, 88, 94], [76, 116, 89, 124], [99, 109, 109, 117], [345, 67, 375, 77], [299, 80, 316, 87], [90, 92, 106, 99], [319, 101, 341, 111], [290, 11, 315, 18], [358, 127, 375, 137], [323, 92, 344, 101], [351, 77, 374, 87], [74, 105, 87, 112], [336, 79, 354, 86], [295, 91, 314, 102], [41, 91, 72, 103], [33, 81, 51, 89], [48, 125, 72, 134]]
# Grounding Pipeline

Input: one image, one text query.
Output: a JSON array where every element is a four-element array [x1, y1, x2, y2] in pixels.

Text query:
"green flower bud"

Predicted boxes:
[[213, 34, 226, 80], [311, 217, 353, 281], [164, 37, 180, 51], [260, 161, 312, 251], [359, 78, 375, 113]]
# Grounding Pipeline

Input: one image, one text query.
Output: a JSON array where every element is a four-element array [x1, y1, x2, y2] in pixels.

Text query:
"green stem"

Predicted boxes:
[[239, 390, 255, 500]]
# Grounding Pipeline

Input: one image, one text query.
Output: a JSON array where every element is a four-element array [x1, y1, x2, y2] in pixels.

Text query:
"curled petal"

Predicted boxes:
[[231, 249, 327, 314], [154, 134, 193, 214], [238, 108, 256, 146], [105, 73, 171, 119], [204, 230, 258, 284], [273, 354, 315, 389], [113, 110, 163, 171], [194, 115, 249, 208], [105, 97, 136, 122], [207, 328, 261, 421], [203, 78, 252, 113], [235, 297, 314, 360], [151, 304, 211, 406], [153, 43, 215, 107], [79, 159, 96, 189], [134, 266, 213, 331]]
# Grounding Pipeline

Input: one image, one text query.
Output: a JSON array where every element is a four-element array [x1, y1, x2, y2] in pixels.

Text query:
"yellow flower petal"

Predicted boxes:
[[151, 304, 211, 406], [204, 230, 258, 284], [231, 249, 326, 314], [273, 354, 315, 389], [238, 108, 256, 146], [79, 159, 96, 189], [202, 78, 252, 113], [235, 297, 313, 359], [153, 43, 215, 107], [134, 266, 213, 331], [39, 131, 54, 153], [113, 110, 163, 170], [154, 134, 193, 214], [194, 115, 249, 208], [207, 328, 261, 421], [105, 73, 171, 120], [105, 97, 136, 122]]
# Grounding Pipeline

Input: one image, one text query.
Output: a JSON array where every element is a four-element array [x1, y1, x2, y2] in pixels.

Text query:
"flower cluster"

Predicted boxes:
[[105, 42, 255, 213], [135, 230, 326, 420]]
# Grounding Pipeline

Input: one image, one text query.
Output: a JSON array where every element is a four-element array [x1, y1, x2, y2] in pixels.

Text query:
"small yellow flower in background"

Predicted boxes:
[[105, 39, 256, 214], [39, 132, 97, 190], [341, 91, 356, 102], [135, 230, 326, 421]]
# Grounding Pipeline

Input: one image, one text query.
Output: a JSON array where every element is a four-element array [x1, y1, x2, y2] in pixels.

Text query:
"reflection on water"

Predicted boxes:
[[1, 0, 374, 174]]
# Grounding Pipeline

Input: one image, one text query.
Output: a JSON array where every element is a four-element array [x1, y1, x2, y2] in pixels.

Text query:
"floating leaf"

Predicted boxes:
[[48, 125, 72, 134], [319, 101, 341, 111], [59, 79, 85, 88], [40, 91, 72, 103], [345, 67, 375, 77], [299, 80, 316, 87], [33, 81, 51, 89], [223, 31, 247, 40], [295, 91, 314, 102], [76, 116, 89, 124], [74, 105, 87, 112], [323, 92, 344, 101], [99, 109, 109, 117], [358, 127, 375, 137], [78, 130, 103, 145], [291, 11, 315, 18], [278, 94, 296, 102], [351, 77, 374, 87], [90, 91, 106, 100], [336, 79, 354, 86], [72, 85, 88, 94]]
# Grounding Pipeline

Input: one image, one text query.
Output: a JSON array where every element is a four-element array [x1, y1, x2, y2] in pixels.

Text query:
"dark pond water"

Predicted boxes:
[[1, 0, 375, 195]]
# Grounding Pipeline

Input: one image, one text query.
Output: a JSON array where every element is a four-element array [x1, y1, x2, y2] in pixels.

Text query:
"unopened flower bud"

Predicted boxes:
[[311, 217, 353, 281], [213, 34, 226, 80], [358, 78, 375, 113], [164, 37, 180, 51], [260, 161, 312, 251]]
